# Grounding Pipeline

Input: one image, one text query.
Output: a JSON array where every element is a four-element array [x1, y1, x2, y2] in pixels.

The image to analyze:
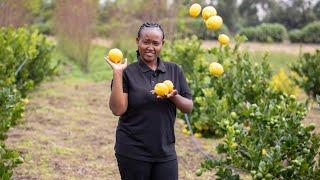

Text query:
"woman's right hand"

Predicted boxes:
[[104, 56, 128, 73]]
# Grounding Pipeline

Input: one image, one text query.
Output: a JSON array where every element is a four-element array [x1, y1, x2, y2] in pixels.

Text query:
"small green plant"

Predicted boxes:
[[290, 50, 320, 99]]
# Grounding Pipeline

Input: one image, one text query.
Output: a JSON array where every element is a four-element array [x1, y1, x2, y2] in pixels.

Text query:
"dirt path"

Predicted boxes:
[[5, 78, 220, 180]]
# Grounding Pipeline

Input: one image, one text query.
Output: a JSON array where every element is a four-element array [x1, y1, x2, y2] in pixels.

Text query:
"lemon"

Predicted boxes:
[[194, 133, 202, 138], [206, 15, 223, 30], [202, 6, 217, 20], [209, 62, 224, 77], [262, 149, 267, 156], [182, 128, 190, 135], [22, 98, 29, 105], [154, 83, 169, 97], [108, 48, 123, 63], [163, 80, 174, 93], [189, 3, 202, 17], [218, 34, 230, 45]]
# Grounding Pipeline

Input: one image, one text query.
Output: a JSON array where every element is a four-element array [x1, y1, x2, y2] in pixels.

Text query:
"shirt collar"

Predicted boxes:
[[138, 57, 166, 73]]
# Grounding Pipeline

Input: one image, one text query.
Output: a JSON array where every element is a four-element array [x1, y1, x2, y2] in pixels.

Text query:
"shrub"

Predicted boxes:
[[290, 50, 320, 99], [239, 23, 287, 42]]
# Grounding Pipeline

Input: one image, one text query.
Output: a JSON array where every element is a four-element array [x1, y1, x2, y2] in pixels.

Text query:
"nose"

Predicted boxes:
[[146, 45, 154, 51]]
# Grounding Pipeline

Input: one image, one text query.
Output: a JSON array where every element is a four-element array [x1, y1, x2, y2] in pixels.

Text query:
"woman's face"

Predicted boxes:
[[136, 28, 164, 63]]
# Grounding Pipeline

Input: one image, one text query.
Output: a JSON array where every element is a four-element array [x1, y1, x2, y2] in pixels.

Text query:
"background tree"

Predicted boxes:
[[54, 0, 97, 73]]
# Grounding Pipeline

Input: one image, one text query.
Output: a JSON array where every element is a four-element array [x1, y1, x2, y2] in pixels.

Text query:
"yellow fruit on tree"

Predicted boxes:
[[22, 98, 29, 105], [182, 128, 191, 135], [262, 149, 267, 156], [189, 3, 202, 17], [218, 34, 230, 45], [209, 62, 224, 77], [202, 6, 217, 20], [108, 48, 123, 63], [194, 133, 202, 138], [154, 83, 169, 97], [163, 80, 174, 93], [206, 15, 223, 30]]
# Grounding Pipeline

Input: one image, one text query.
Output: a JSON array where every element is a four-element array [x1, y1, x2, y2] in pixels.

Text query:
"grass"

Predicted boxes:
[[51, 45, 113, 82], [250, 51, 299, 74]]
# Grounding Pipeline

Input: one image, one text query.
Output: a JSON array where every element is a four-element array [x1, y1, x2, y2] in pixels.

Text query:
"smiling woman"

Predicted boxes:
[[105, 22, 193, 180]]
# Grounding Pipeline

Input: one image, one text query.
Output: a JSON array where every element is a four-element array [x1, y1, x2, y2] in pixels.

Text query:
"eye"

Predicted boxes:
[[153, 42, 160, 46], [142, 40, 151, 45]]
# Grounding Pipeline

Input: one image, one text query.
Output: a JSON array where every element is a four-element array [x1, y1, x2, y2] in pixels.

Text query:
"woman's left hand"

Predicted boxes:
[[151, 89, 178, 99], [166, 90, 178, 99]]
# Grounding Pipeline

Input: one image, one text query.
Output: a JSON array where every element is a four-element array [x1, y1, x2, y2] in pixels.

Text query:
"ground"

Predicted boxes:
[[6, 77, 224, 180]]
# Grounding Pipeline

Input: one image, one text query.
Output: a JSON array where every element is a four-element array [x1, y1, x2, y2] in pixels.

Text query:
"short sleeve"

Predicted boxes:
[[110, 71, 129, 93], [177, 66, 192, 100]]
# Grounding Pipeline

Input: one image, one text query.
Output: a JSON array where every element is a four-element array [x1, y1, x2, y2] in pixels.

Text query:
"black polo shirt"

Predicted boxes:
[[111, 57, 192, 162]]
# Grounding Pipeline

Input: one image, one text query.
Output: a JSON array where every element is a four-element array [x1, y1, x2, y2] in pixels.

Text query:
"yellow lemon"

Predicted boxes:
[[189, 3, 202, 17], [182, 128, 190, 135], [108, 48, 123, 63], [154, 83, 169, 97], [194, 133, 202, 138], [262, 149, 267, 156], [231, 142, 238, 148], [209, 62, 224, 77], [163, 80, 174, 93], [22, 98, 29, 105], [202, 6, 217, 20], [206, 15, 223, 30], [218, 34, 230, 45]]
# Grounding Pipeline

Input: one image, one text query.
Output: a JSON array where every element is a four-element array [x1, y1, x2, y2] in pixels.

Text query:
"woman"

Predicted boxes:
[[105, 22, 193, 180]]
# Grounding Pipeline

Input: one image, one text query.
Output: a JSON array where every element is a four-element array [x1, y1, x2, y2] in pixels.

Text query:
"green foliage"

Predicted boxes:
[[240, 23, 287, 42], [289, 29, 304, 43], [290, 50, 320, 99], [289, 22, 320, 43], [265, 0, 317, 30], [0, 27, 55, 179], [301, 21, 320, 43], [239, 27, 258, 41], [164, 35, 320, 178], [162, 35, 204, 77], [0, 27, 57, 96]]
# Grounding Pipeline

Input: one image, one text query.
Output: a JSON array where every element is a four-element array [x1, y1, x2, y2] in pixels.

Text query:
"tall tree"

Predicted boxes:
[[55, 0, 98, 73], [216, 0, 239, 33], [265, 0, 317, 29], [238, 0, 260, 27]]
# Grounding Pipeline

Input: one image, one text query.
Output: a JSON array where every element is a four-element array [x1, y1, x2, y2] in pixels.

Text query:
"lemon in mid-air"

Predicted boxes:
[[209, 62, 224, 77], [202, 6, 217, 20], [189, 3, 202, 17], [108, 48, 123, 63], [206, 15, 223, 30]]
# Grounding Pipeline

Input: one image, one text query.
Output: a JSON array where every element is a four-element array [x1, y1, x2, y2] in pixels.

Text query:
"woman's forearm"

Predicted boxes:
[[109, 71, 128, 116], [169, 94, 193, 113]]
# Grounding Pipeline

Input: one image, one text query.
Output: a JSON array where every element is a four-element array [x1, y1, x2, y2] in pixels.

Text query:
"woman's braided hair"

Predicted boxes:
[[136, 22, 165, 57]]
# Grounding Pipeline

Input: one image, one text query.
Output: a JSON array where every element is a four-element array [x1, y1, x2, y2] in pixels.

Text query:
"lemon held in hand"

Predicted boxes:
[[209, 62, 224, 77], [154, 83, 170, 97], [163, 80, 174, 93], [189, 3, 202, 17], [108, 48, 123, 63]]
